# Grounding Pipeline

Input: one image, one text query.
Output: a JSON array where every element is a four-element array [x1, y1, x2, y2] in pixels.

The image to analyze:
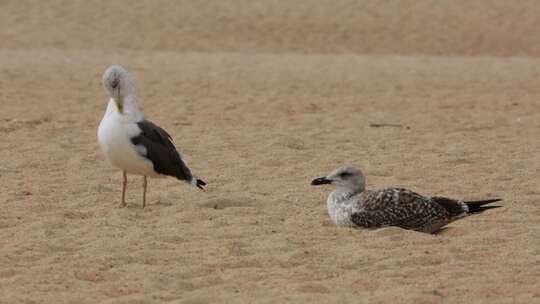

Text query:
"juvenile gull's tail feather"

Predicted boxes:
[[432, 197, 502, 217]]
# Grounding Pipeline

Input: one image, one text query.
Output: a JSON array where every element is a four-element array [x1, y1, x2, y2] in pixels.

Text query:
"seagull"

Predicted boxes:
[[97, 65, 206, 208], [311, 165, 501, 233]]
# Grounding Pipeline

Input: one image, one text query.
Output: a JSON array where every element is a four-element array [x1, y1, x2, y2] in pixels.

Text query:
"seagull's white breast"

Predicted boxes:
[[97, 101, 157, 176]]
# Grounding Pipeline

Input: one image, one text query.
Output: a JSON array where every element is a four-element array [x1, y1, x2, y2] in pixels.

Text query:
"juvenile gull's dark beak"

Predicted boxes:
[[311, 177, 332, 186]]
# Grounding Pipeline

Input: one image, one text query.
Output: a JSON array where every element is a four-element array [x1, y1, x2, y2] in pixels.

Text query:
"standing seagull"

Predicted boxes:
[[311, 165, 501, 233], [97, 65, 206, 208]]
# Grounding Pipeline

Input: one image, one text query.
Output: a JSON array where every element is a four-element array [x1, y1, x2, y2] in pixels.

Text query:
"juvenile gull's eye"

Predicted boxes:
[[340, 172, 352, 178]]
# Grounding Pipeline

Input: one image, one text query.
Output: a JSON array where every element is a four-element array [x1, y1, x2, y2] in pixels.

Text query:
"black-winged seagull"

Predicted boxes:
[[311, 165, 501, 233], [97, 65, 206, 208]]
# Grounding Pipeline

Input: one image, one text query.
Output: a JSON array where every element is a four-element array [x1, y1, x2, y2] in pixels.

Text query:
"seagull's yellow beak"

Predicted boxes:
[[113, 87, 123, 113], [115, 98, 124, 113]]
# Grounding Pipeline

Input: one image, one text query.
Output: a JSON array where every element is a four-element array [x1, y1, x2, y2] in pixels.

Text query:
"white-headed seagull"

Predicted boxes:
[[97, 65, 206, 208]]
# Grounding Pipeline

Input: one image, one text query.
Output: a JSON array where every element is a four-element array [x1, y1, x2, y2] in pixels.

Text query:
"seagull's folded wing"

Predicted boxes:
[[131, 120, 194, 182]]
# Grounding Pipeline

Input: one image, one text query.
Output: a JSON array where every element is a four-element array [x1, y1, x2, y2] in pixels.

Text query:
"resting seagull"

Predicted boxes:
[[311, 165, 501, 233], [97, 65, 206, 208]]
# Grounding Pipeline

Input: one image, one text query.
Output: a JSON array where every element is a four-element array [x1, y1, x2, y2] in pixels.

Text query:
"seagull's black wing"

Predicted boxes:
[[131, 120, 194, 182]]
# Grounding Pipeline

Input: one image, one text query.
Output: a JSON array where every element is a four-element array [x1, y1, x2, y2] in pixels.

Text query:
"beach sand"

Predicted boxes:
[[1, 1, 539, 303]]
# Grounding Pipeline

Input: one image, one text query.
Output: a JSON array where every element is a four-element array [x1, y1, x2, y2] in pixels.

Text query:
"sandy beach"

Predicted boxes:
[[1, 1, 539, 303]]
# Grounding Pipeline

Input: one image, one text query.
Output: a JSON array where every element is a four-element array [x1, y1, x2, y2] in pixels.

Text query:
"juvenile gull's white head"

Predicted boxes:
[[102, 65, 136, 113], [311, 165, 366, 193]]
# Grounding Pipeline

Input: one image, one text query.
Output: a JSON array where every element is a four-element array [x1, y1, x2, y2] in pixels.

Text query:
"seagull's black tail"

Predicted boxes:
[[190, 177, 206, 191], [465, 199, 502, 214]]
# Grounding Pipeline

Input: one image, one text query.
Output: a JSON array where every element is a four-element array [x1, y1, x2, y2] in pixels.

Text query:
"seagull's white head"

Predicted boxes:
[[311, 165, 366, 193], [102, 65, 136, 113]]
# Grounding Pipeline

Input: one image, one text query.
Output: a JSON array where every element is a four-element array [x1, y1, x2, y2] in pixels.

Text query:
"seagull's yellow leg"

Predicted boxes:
[[142, 176, 147, 208], [120, 171, 127, 207]]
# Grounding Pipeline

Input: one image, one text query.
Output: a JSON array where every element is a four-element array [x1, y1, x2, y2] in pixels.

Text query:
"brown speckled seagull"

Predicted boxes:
[[311, 165, 501, 233]]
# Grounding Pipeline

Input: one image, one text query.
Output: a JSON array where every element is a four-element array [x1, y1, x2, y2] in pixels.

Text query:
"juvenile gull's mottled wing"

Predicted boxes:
[[350, 188, 452, 233]]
